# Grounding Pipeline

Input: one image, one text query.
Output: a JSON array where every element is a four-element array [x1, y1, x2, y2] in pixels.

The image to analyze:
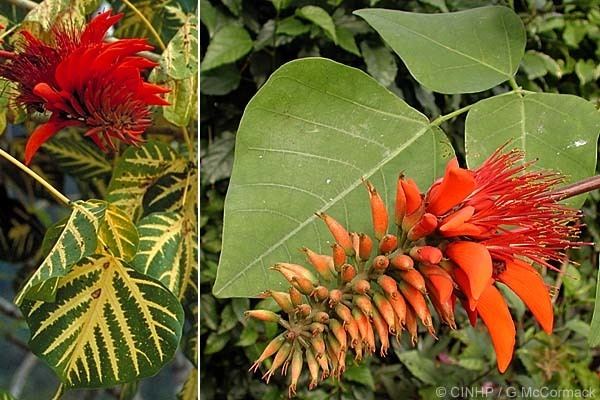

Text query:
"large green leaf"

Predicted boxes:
[[106, 142, 187, 219], [15, 200, 107, 305], [589, 259, 600, 347], [213, 58, 453, 298], [200, 24, 253, 71], [20, 253, 184, 389], [465, 92, 600, 207], [42, 138, 112, 181], [98, 204, 139, 262], [354, 6, 525, 93]]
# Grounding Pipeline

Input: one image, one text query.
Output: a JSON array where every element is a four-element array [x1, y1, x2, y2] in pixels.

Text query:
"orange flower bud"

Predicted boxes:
[[335, 303, 353, 324], [344, 316, 360, 348], [365, 180, 388, 240], [305, 348, 320, 390], [410, 246, 442, 264], [398, 281, 434, 332], [405, 305, 418, 346], [372, 255, 390, 272], [428, 281, 457, 329], [402, 204, 424, 231], [301, 247, 334, 281], [316, 212, 355, 255], [311, 335, 326, 357], [309, 322, 326, 336], [373, 292, 396, 334], [401, 178, 422, 215], [420, 263, 454, 303], [296, 303, 311, 318], [245, 310, 280, 323], [358, 233, 373, 261], [377, 275, 399, 299], [314, 311, 330, 324], [291, 276, 315, 295], [371, 307, 390, 356], [250, 333, 286, 372], [289, 349, 303, 397], [353, 294, 373, 316], [399, 269, 427, 294], [353, 279, 371, 294], [395, 173, 407, 225], [388, 292, 407, 327], [311, 285, 329, 302], [407, 213, 438, 241], [329, 319, 347, 351], [263, 290, 294, 313], [331, 243, 346, 270], [378, 234, 398, 254], [341, 263, 356, 283], [262, 341, 292, 383], [352, 307, 368, 338], [328, 289, 343, 307], [390, 254, 414, 271], [289, 287, 303, 306], [316, 350, 330, 380], [354, 340, 363, 361], [273, 262, 316, 283]]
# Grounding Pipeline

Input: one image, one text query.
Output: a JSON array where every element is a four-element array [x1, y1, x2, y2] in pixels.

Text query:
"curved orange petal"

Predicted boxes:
[[446, 241, 492, 301], [497, 259, 554, 334], [24, 119, 78, 165], [426, 158, 476, 215], [401, 178, 422, 215], [476, 284, 516, 373]]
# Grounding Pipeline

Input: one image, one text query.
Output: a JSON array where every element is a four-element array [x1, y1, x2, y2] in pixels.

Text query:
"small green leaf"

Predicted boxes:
[[201, 24, 253, 71], [360, 42, 397, 87], [521, 51, 550, 80], [269, 0, 293, 12], [276, 16, 310, 37], [200, 64, 241, 96], [21, 253, 184, 388], [355, 6, 526, 93], [575, 59, 598, 86], [99, 204, 139, 262], [344, 364, 375, 390], [589, 259, 600, 347], [336, 26, 360, 56], [15, 200, 107, 304], [204, 332, 229, 354], [465, 92, 600, 208], [202, 131, 235, 184], [296, 6, 337, 43], [397, 350, 438, 385]]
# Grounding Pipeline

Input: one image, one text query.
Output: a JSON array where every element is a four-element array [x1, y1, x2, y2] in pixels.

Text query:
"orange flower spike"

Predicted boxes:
[[354, 294, 373, 316], [289, 287, 303, 306], [352, 279, 371, 294], [245, 310, 281, 323], [305, 348, 320, 390], [426, 157, 476, 216], [341, 264, 357, 283], [291, 276, 315, 296], [365, 180, 388, 240], [371, 307, 390, 356], [264, 290, 294, 313], [401, 178, 422, 215], [390, 254, 414, 271], [399, 269, 427, 294], [331, 244, 346, 271], [316, 212, 355, 256], [388, 292, 407, 326], [329, 319, 348, 351], [372, 255, 390, 272], [398, 282, 432, 328], [407, 213, 438, 241], [445, 241, 493, 301], [378, 234, 398, 254], [250, 333, 286, 372], [302, 247, 334, 281], [409, 246, 443, 265], [395, 173, 407, 225], [476, 284, 516, 373], [405, 306, 418, 346], [373, 291, 397, 333], [496, 259, 554, 334], [262, 341, 292, 383], [419, 264, 454, 303], [310, 335, 326, 358], [377, 275, 399, 299], [358, 233, 373, 261], [289, 349, 303, 397]]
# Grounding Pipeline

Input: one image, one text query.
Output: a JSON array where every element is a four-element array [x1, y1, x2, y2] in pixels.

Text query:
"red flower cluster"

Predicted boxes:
[[0, 11, 168, 164], [246, 146, 583, 395]]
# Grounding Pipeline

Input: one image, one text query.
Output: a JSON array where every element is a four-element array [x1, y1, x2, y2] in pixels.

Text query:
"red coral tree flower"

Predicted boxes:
[[0, 11, 168, 164]]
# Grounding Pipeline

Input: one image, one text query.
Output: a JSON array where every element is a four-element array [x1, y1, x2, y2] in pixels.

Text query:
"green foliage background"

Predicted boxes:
[[200, 0, 600, 398]]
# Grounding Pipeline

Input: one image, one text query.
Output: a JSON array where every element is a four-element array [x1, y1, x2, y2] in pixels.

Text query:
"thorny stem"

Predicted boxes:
[[121, 0, 166, 51], [0, 148, 71, 206]]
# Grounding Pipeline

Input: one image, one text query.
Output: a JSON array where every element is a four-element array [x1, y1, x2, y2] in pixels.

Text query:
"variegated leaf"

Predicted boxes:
[[177, 368, 197, 400], [98, 204, 139, 262], [0, 389, 15, 400], [183, 304, 198, 368], [106, 142, 187, 220], [142, 170, 196, 215], [42, 138, 112, 181], [132, 212, 197, 300], [21, 253, 184, 389], [15, 200, 107, 305]]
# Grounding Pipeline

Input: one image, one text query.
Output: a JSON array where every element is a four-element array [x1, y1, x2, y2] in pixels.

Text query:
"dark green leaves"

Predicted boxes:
[[200, 24, 253, 71], [355, 6, 526, 93]]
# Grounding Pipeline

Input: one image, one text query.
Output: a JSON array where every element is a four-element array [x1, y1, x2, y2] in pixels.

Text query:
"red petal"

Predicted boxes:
[[453, 267, 478, 310], [476, 284, 516, 373], [497, 259, 554, 334], [25, 119, 78, 164], [401, 179, 422, 215], [426, 158, 476, 215], [446, 241, 493, 301]]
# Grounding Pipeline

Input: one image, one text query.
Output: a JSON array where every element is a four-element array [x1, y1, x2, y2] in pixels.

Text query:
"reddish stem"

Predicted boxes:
[[550, 175, 600, 201]]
